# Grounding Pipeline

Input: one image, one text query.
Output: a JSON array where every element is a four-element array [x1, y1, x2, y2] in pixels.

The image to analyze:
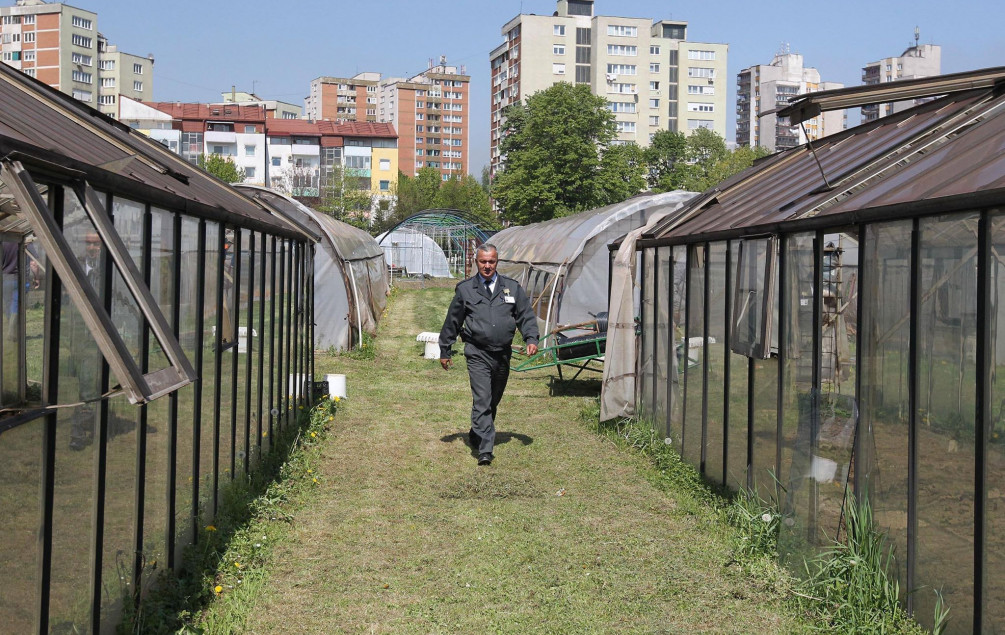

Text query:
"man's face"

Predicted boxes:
[[84, 234, 101, 260], [476, 249, 497, 280]]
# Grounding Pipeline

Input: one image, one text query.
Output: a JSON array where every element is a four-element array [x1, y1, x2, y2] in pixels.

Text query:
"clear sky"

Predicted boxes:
[[77, 0, 1005, 174]]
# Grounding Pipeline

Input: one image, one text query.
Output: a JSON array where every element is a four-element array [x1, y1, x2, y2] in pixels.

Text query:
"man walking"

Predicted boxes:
[[439, 244, 539, 466]]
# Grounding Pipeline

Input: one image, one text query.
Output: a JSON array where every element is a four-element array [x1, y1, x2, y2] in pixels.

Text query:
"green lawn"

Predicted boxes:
[[194, 281, 807, 633]]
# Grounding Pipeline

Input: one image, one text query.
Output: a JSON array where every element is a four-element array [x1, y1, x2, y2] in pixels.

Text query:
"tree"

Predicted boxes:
[[314, 165, 374, 229], [434, 174, 498, 229], [492, 82, 617, 224], [597, 142, 647, 205], [198, 154, 244, 183], [382, 169, 499, 235], [643, 129, 689, 192]]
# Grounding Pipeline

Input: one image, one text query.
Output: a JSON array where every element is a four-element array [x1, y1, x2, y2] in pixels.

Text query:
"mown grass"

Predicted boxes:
[[173, 282, 812, 634]]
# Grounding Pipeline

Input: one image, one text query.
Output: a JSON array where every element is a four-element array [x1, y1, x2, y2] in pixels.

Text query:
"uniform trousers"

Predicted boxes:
[[465, 343, 511, 455]]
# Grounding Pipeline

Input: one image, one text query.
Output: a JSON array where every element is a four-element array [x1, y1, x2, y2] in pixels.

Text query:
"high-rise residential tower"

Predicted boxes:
[[861, 31, 941, 122], [489, 0, 727, 177], [306, 60, 470, 179], [736, 50, 844, 152], [0, 0, 153, 117]]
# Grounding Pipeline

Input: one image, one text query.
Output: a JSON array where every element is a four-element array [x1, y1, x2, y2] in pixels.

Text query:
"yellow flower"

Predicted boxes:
[[299, 405, 304, 410], [334, 396, 341, 403], [313, 477, 319, 484], [234, 562, 242, 569], [328, 416, 334, 421], [214, 585, 223, 594], [310, 431, 317, 438], [206, 525, 217, 532], [307, 469, 313, 474]]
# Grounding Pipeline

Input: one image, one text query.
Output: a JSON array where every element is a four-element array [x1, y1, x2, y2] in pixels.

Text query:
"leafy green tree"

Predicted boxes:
[[597, 142, 647, 205], [392, 167, 441, 220], [434, 174, 498, 229], [643, 130, 689, 192], [697, 145, 772, 191], [493, 82, 617, 224], [198, 153, 245, 183], [313, 165, 374, 228]]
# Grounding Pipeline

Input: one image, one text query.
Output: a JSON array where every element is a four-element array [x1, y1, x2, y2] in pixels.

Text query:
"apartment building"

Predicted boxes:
[[0, 0, 152, 117], [489, 0, 728, 176], [307, 61, 471, 179], [121, 97, 398, 211], [861, 33, 941, 122], [736, 51, 844, 152], [221, 89, 302, 120]]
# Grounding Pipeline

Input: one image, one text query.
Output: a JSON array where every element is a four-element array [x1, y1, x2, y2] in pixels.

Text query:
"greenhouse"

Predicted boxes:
[[0, 64, 315, 632], [617, 68, 1005, 633], [377, 210, 491, 280], [235, 185, 389, 351], [492, 192, 694, 338]]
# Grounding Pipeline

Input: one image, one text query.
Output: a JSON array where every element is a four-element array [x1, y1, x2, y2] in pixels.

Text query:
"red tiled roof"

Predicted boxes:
[[144, 101, 267, 122]]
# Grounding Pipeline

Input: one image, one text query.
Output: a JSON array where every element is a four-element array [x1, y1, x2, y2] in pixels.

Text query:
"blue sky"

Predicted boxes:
[[80, 0, 1005, 173]]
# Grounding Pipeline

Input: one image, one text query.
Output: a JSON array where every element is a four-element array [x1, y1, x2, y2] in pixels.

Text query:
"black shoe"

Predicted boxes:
[[478, 453, 493, 466], [468, 428, 480, 448]]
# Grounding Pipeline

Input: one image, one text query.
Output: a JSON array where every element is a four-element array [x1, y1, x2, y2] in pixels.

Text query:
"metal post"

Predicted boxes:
[[907, 219, 920, 616]]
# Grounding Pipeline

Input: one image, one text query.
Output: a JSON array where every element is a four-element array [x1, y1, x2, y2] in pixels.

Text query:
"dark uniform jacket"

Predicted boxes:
[[439, 273, 539, 358]]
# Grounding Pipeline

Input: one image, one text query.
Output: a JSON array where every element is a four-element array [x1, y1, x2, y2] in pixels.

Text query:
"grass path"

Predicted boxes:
[[232, 283, 803, 633]]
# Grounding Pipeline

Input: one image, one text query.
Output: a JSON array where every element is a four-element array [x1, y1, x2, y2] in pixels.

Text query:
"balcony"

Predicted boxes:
[[205, 130, 237, 144], [291, 143, 320, 156]]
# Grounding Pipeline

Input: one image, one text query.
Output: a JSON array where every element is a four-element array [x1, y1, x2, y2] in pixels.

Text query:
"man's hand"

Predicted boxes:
[[526, 343, 538, 356], [440, 358, 451, 370]]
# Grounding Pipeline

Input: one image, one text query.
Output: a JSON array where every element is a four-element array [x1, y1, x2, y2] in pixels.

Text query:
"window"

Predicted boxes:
[[606, 64, 637, 75], [22, 68, 35, 77], [649, 98, 659, 108], [650, 63, 660, 73], [650, 81, 660, 91], [71, 15, 93, 30], [687, 119, 714, 130], [554, 25, 566, 36], [211, 145, 234, 156], [688, 50, 716, 61], [650, 45, 661, 55], [554, 44, 565, 55], [100, 77, 115, 88], [607, 101, 636, 113], [416, 125, 424, 133], [416, 113, 424, 120], [415, 149, 424, 156], [379, 180, 390, 191], [1, 15, 20, 24], [553, 63, 565, 75], [97, 95, 116, 106], [71, 34, 92, 48], [688, 103, 715, 112], [687, 84, 715, 95], [0, 163, 197, 403], [688, 67, 716, 79], [345, 155, 371, 171], [245, 167, 255, 179], [70, 52, 92, 66], [608, 82, 636, 94], [72, 71, 93, 84], [615, 121, 636, 133], [649, 115, 659, 126], [133, 81, 143, 92], [244, 145, 255, 157], [99, 59, 114, 71], [22, 51, 35, 62], [133, 63, 143, 75], [607, 25, 637, 37], [730, 237, 777, 358], [607, 45, 638, 56], [379, 158, 390, 171], [244, 125, 256, 133], [23, 31, 35, 43], [271, 157, 281, 167]]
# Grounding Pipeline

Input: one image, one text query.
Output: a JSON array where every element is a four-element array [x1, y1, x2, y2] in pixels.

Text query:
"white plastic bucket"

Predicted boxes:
[[326, 373, 347, 399]]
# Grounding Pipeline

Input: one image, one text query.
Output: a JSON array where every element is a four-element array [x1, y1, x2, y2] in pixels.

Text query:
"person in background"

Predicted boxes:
[[438, 244, 538, 466]]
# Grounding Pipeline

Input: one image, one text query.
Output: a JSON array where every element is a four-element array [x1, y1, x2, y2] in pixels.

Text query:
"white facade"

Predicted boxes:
[[861, 41, 941, 122], [736, 52, 845, 152], [489, 0, 728, 175]]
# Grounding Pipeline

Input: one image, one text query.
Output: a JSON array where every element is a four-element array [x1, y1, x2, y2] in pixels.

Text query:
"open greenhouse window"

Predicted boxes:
[[730, 235, 777, 359], [1, 159, 196, 404]]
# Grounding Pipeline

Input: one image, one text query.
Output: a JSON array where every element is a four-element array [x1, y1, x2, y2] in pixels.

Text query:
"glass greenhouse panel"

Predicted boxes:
[[654, 247, 671, 434], [705, 242, 728, 485], [683, 244, 705, 468], [670, 245, 687, 451], [639, 248, 655, 419], [987, 212, 1005, 632], [726, 240, 749, 491]]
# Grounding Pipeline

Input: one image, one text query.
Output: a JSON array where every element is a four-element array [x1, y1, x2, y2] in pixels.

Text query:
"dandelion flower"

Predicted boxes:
[[328, 416, 334, 421], [206, 525, 217, 532], [310, 431, 317, 438], [313, 478, 319, 484], [234, 562, 242, 569], [334, 396, 341, 403], [214, 585, 223, 594], [761, 513, 773, 523]]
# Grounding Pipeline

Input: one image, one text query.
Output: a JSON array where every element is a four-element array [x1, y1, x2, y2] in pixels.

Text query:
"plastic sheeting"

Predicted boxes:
[[492, 192, 691, 339], [600, 192, 697, 422], [234, 185, 389, 350], [376, 229, 452, 278]]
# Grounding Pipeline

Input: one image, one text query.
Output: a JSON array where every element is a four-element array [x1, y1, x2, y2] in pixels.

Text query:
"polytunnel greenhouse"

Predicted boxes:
[[0, 63, 314, 632], [377, 210, 491, 280], [611, 67, 1005, 634], [235, 185, 389, 351], [492, 191, 694, 338]]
